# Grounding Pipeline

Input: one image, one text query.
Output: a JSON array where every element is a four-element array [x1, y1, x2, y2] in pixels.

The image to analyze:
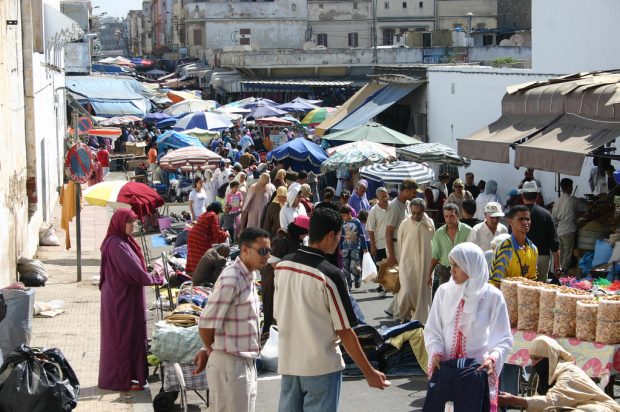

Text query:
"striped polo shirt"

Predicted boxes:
[[274, 246, 358, 376]]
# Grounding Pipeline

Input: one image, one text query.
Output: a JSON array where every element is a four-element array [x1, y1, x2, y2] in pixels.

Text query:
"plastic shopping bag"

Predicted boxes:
[[258, 325, 278, 372], [361, 252, 378, 283]]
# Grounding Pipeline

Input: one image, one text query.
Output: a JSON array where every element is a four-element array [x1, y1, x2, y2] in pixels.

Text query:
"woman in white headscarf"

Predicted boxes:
[[474, 179, 502, 220], [225, 171, 248, 196], [424, 242, 513, 412], [203, 169, 216, 206]]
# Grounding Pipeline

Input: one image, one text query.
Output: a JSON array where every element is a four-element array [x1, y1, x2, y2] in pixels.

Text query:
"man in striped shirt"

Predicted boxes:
[[275, 208, 389, 411], [193, 227, 271, 412]]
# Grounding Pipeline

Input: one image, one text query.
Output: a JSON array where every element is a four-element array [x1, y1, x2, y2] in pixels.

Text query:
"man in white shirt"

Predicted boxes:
[[552, 178, 587, 271], [366, 187, 390, 262], [212, 160, 232, 190], [467, 202, 508, 252]]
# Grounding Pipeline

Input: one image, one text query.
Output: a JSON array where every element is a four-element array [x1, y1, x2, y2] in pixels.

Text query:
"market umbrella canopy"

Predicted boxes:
[[156, 130, 205, 157], [83, 181, 164, 219], [173, 111, 233, 131], [163, 99, 220, 116], [277, 99, 318, 112], [167, 90, 200, 104], [321, 140, 397, 173], [323, 122, 422, 146], [267, 137, 328, 173], [156, 117, 180, 129], [248, 103, 288, 119], [144, 112, 171, 123], [397, 142, 471, 166], [359, 161, 434, 185], [217, 105, 251, 115], [238, 97, 277, 109], [99, 115, 143, 126], [87, 127, 122, 139], [255, 117, 293, 127], [301, 107, 337, 126], [159, 146, 222, 171], [130, 57, 153, 66]]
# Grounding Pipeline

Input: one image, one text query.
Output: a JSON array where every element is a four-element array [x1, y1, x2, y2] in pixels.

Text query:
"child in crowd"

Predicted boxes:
[[340, 205, 367, 289], [357, 210, 370, 251], [219, 203, 241, 243]]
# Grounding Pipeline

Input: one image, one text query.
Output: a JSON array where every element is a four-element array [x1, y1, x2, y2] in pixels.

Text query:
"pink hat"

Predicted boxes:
[[293, 215, 310, 230]]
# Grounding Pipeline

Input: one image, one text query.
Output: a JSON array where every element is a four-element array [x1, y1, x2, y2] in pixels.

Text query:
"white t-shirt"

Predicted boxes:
[[189, 188, 208, 219], [366, 203, 389, 250], [467, 221, 508, 252]]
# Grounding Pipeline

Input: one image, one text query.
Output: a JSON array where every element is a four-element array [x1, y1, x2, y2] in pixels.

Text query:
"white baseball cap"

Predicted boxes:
[[484, 202, 504, 217]]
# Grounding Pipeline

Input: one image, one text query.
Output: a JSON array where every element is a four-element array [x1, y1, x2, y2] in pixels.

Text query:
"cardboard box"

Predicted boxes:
[[125, 141, 147, 156]]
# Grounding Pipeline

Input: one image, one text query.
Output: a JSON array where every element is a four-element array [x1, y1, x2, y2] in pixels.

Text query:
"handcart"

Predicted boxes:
[[153, 361, 209, 412]]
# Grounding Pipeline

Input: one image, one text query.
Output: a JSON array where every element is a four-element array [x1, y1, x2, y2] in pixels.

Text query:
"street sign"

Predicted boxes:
[[92, 41, 101, 53], [77, 116, 93, 134], [65, 143, 92, 184]]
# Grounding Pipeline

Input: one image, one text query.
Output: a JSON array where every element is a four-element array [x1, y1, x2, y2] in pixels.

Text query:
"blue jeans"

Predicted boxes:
[[278, 370, 342, 412], [342, 248, 361, 286]]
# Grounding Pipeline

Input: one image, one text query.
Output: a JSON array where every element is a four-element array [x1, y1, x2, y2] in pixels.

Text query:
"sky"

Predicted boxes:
[[91, 0, 144, 18]]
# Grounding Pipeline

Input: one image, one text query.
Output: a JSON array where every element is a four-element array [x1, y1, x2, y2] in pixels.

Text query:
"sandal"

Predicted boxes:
[[129, 384, 143, 391]]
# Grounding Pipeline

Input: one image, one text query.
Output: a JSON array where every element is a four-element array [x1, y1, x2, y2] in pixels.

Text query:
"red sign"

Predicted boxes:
[[65, 143, 92, 184], [77, 117, 93, 134]]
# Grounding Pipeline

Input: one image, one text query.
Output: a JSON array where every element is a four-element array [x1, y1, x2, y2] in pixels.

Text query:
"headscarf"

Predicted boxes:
[[441, 242, 489, 335], [529, 336, 575, 384], [273, 186, 288, 204], [275, 169, 287, 180], [286, 184, 301, 207], [100, 208, 147, 272], [300, 183, 312, 198], [484, 179, 498, 195]]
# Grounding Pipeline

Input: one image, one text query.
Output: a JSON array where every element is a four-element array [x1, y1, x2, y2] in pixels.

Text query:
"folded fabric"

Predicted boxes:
[[387, 328, 428, 374], [380, 320, 422, 340]]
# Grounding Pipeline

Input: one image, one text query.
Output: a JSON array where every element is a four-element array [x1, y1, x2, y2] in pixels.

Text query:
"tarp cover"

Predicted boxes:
[[66, 76, 151, 117], [514, 113, 620, 176]]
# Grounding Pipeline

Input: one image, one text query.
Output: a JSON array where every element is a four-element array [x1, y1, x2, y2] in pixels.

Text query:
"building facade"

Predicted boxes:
[[307, 0, 373, 49]]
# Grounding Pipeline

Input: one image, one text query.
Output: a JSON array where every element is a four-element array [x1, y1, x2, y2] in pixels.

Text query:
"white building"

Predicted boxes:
[[0, 0, 82, 286], [426, 0, 620, 201], [307, 0, 373, 49]]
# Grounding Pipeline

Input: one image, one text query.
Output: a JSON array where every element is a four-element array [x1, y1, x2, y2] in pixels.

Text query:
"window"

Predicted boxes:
[[422, 32, 431, 47], [402, 1, 406, 7], [240, 28, 251, 45], [319, 3, 323, 9], [353, 1, 358, 9], [419, 1, 423, 7], [317, 33, 328, 47], [193, 28, 202, 46], [291, 3, 296, 11], [482, 34, 494, 46], [348, 32, 358, 47], [382, 28, 395, 45], [384, 2, 389, 9]]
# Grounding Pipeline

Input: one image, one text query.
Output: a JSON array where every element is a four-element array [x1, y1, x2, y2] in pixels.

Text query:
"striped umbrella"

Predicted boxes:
[[301, 107, 337, 126], [83, 181, 164, 219], [321, 141, 396, 173], [159, 146, 222, 171], [359, 161, 434, 185], [397, 143, 471, 166]]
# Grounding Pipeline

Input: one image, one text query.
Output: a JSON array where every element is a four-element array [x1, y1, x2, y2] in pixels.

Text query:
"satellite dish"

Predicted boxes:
[[510, 34, 524, 46]]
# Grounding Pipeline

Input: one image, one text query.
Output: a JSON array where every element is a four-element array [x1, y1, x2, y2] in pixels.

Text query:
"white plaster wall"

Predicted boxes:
[[308, 0, 373, 48], [426, 66, 603, 203], [205, 21, 307, 50], [0, 0, 29, 286], [377, 0, 435, 19], [532, 0, 620, 74]]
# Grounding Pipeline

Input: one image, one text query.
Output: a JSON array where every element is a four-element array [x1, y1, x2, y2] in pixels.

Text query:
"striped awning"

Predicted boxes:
[[359, 161, 434, 185]]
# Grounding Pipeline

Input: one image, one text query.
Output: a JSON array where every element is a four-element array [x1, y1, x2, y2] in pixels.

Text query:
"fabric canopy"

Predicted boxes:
[[90, 101, 145, 117], [458, 114, 560, 163], [266, 137, 328, 173], [360, 161, 434, 185], [156, 131, 205, 159], [173, 112, 233, 131], [321, 141, 396, 173], [514, 113, 620, 176], [315, 83, 386, 136], [398, 143, 471, 166], [330, 82, 424, 132], [44, 3, 83, 45], [323, 121, 422, 146]]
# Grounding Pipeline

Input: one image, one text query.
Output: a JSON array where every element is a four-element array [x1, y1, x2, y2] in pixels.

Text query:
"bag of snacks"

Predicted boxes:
[[500, 279, 521, 328], [576, 300, 598, 342], [517, 283, 542, 331], [595, 298, 620, 344], [538, 285, 560, 335], [553, 289, 590, 338]]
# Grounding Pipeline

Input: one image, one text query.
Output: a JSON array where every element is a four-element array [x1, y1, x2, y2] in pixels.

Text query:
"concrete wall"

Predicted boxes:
[[497, 0, 530, 30], [0, 0, 29, 286], [532, 0, 620, 74], [307, 0, 372, 48], [377, 0, 435, 20], [468, 45, 531, 62], [426, 66, 599, 204], [436, 0, 496, 30]]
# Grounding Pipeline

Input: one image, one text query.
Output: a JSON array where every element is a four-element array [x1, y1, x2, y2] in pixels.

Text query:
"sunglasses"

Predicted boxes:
[[250, 246, 271, 256]]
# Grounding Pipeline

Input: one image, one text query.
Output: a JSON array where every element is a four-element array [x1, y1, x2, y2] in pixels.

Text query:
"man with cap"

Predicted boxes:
[[498, 336, 620, 411], [467, 202, 508, 252], [521, 181, 560, 281], [213, 160, 232, 189], [349, 180, 371, 213]]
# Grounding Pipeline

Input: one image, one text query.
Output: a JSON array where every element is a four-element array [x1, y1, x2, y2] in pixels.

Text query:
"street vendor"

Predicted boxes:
[[498, 336, 620, 412]]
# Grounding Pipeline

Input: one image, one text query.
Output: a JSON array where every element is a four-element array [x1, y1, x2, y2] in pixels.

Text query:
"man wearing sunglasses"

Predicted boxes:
[[193, 227, 271, 412], [489, 205, 538, 287], [274, 208, 390, 411]]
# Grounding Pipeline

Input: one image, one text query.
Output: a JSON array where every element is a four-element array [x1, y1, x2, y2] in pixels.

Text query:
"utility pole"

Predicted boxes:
[[372, 0, 378, 64]]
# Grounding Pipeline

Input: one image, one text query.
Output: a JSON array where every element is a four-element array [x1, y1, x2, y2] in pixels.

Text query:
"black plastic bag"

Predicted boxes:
[[19, 272, 46, 287], [0, 345, 80, 412]]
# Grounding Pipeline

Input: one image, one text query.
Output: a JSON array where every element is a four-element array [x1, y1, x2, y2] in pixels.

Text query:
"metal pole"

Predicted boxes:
[[372, 0, 378, 64], [73, 112, 82, 282]]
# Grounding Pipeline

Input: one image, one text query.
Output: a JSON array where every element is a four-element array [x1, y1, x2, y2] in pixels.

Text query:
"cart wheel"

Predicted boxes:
[[153, 392, 175, 412]]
